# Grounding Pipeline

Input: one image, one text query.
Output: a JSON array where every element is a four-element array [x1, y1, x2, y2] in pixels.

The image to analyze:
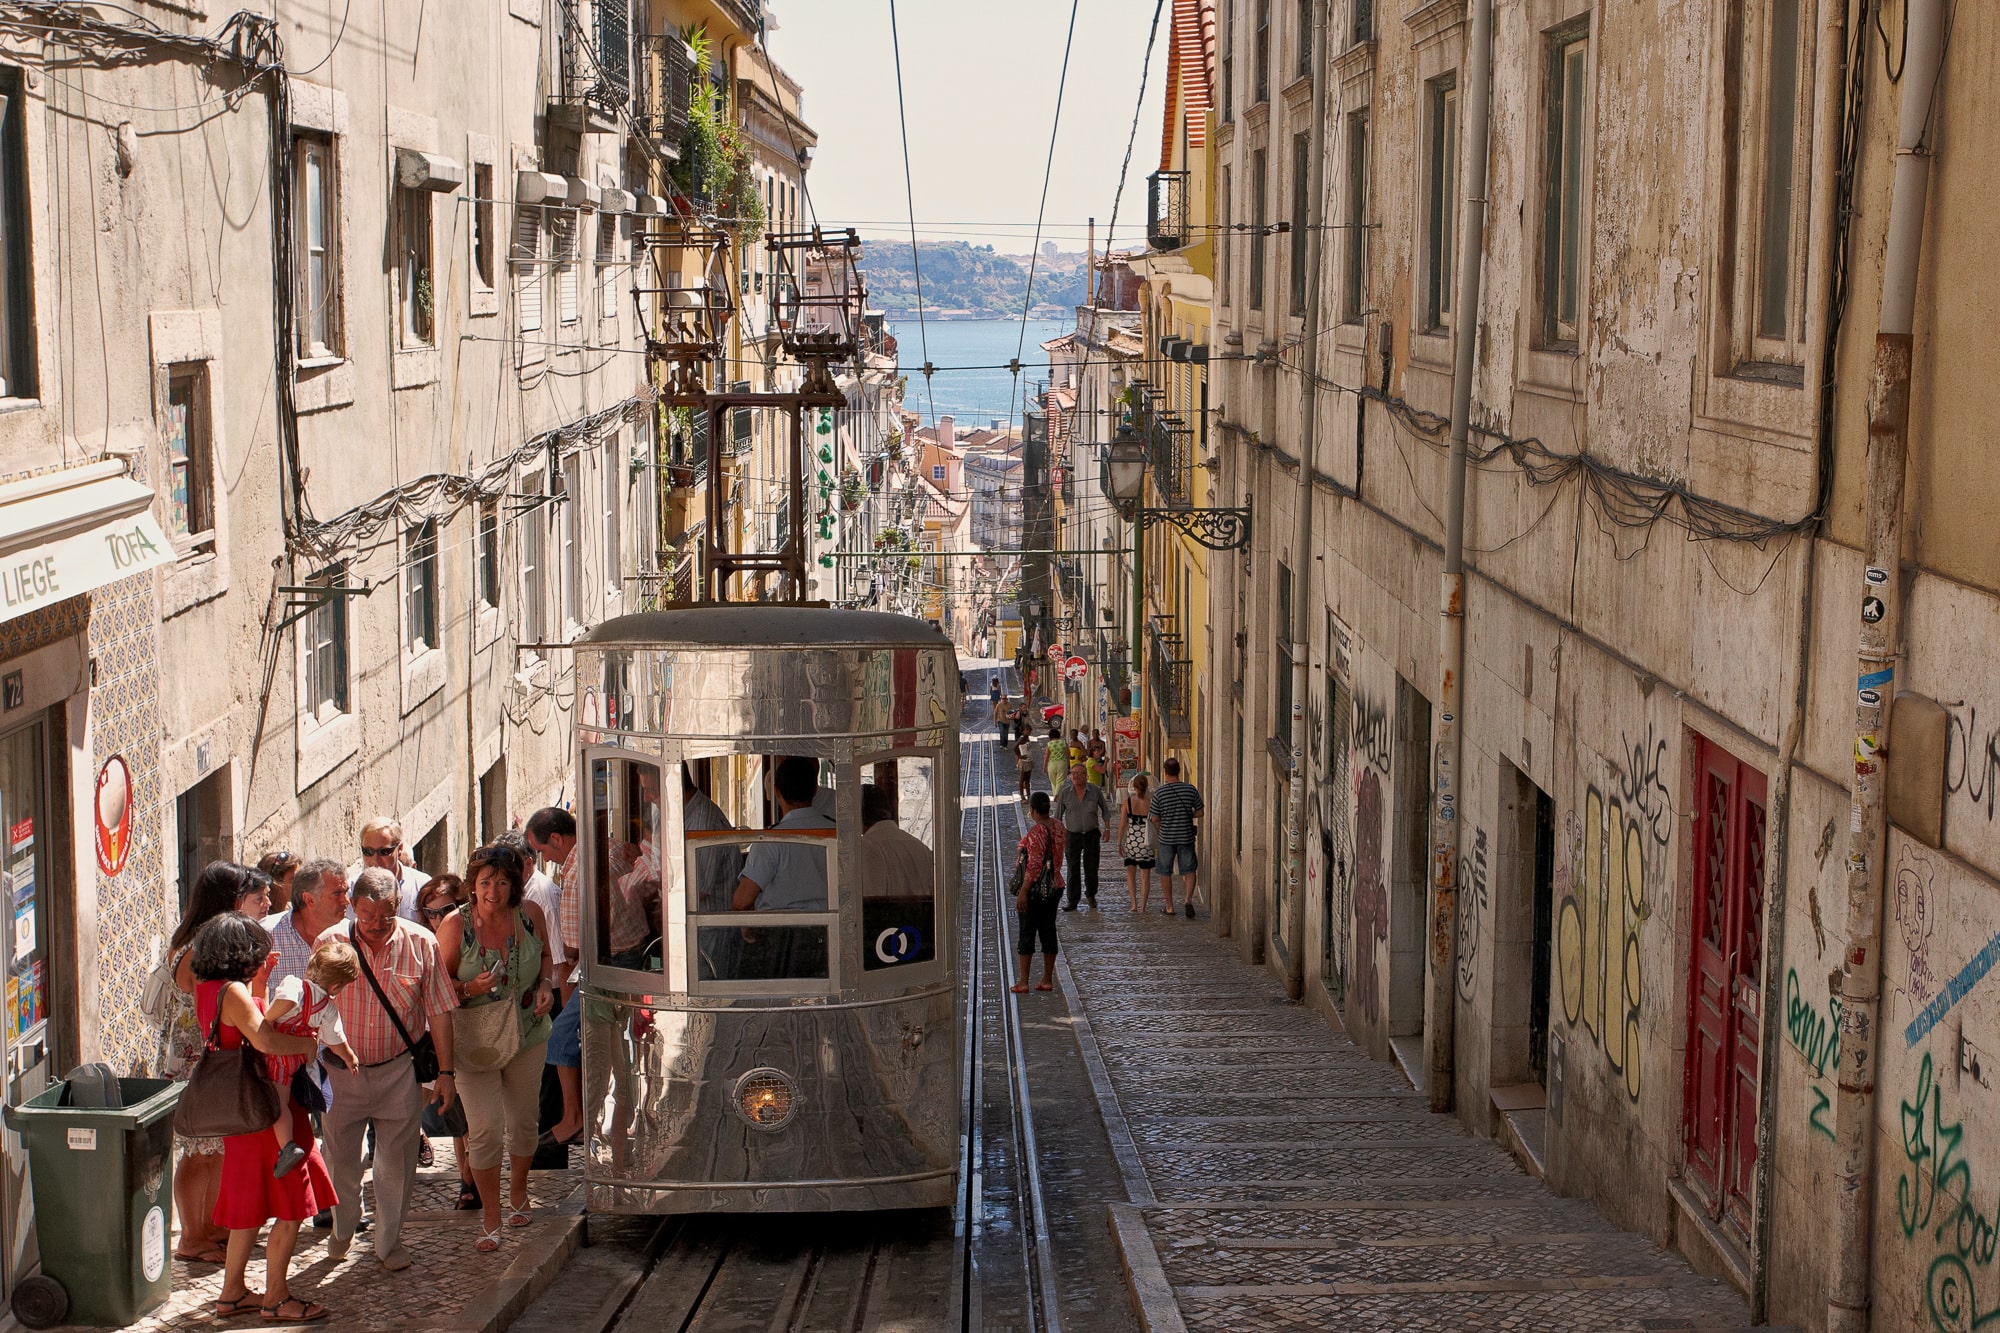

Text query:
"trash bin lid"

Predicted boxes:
[[2, 1078, 180, 1132]]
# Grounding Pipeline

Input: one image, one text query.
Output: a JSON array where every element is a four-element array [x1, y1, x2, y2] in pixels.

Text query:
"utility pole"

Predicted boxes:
[[1428, 0, 1496, 1112]]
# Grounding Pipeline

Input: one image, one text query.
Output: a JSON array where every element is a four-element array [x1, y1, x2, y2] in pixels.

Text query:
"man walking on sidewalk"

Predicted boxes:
[[1149, 757, 1206, 918], [1052, 762, 1114, 911]]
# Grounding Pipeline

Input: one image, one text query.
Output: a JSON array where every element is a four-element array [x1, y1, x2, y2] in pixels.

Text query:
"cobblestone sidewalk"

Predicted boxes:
[[54, 1140, 582, 1332], [1057, 891, 1759, 1332]]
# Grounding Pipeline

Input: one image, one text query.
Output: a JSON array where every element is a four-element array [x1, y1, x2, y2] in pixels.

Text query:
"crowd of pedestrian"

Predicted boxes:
[[988, 673, 1207, 989], [153, 812, 605, 1322]]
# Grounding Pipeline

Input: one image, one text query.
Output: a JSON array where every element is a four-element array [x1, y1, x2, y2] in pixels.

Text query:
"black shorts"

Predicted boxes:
[[1017, 897, 1059, 957]]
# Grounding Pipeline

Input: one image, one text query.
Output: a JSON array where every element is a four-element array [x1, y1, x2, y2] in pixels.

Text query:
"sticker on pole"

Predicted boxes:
[[1063, 656, 1088, 682]]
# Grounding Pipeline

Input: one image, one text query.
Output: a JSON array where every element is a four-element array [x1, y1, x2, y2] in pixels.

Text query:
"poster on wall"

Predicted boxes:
[[1113, 716, 1141, 776], [95, 755, 133, 876]]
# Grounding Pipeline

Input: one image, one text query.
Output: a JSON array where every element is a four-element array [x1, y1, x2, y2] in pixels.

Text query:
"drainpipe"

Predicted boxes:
[[1283, 0, 1333, 1002], [1426, 0, 1495, 1113], [1828, 2, 1945, 1329]]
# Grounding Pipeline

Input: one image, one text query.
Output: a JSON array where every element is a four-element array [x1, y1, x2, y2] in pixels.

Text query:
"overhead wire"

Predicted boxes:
[[884, 0, 937, 426], [1010, 0, 1082, 433]]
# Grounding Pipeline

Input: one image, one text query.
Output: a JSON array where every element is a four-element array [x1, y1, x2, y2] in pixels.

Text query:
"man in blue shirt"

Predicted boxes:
[[732, 757, 834, 977]]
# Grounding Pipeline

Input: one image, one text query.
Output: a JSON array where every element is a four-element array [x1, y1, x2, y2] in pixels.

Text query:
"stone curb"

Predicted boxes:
[[443, 1186, 588, 1333], [1106, 1202, 1186, 1333]]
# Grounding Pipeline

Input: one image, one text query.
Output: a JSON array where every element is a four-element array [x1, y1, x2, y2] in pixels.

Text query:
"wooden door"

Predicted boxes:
[[1682, 735, 1768, 1232]]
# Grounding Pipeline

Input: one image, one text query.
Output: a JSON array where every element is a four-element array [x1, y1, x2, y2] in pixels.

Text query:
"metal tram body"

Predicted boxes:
[[570, 606, 960, 1214]]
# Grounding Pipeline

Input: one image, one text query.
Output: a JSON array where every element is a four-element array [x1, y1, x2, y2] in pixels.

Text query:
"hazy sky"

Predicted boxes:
[[765, 1, 1170, 256]]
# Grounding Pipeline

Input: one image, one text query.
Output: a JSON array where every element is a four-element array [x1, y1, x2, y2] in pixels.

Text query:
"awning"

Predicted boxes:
[[0, 463, 174, 624]]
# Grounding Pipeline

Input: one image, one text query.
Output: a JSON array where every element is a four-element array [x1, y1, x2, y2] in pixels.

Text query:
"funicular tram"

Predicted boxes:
[[570, 606, 961, 1213]]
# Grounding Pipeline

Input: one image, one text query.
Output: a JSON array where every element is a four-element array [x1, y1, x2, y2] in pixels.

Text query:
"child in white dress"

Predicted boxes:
[[263, 937, 362, 1178]]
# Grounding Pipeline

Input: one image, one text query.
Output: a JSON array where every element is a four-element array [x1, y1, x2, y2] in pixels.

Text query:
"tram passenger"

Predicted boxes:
[[765, 754, 838, 822], [859, 784, 931, 897], [732, 756, 834, 978], [683, 764, 741, 913]]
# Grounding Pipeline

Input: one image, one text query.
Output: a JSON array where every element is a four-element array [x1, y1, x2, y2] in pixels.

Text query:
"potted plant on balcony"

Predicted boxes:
[[840, 472, 866, 512]]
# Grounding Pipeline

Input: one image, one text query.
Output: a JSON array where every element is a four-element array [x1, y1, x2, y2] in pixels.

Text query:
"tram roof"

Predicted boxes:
[[577, 605, 953, 652]]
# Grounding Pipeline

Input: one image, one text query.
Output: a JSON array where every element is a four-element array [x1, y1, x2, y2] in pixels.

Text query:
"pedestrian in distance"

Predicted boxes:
[[353, 818, 431, 922], [318, 867, 460, 1272], [525, 805, 586, 1157], [1149, 757, 1207, 918], [1012, 791, 1066, 994], [191, 912, 334, 1324], [437, 843, 556, 1253], [1015, 727, 1034, 799], [262, 938, 362, 1179], [1043, 723, 1069, 794], [1052, 762, 1115, 910], [256, 851, 300, 913], [1120, 773, 1156, 912]]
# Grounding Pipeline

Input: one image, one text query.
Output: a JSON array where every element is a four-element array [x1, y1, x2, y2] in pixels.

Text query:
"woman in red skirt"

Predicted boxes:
[[190, 912, 337, 1323]]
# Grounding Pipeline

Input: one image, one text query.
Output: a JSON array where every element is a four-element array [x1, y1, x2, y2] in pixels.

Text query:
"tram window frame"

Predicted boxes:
[[579, 746, 674, 991], [851, 747, 947, 992]]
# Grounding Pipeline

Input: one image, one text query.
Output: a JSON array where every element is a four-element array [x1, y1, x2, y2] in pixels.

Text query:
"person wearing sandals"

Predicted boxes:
[[1120, 773, 1156, 912], [436, 844, 556, 1253], [159, 863, 258, 1267], [414, 875, 478, 1205], [192, 913, 335, 1324], [1012, 792, 1066, 995]]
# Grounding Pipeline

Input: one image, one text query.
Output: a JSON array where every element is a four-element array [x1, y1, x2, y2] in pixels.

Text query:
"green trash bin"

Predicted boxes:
[[2, 1077, 180, 1328]]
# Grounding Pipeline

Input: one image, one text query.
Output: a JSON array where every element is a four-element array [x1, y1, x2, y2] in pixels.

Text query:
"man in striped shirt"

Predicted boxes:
[[1148, 757, 1205, 919]]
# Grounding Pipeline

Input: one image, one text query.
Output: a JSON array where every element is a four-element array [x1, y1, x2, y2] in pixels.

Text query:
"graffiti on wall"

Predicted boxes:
[[1784, 967, 1841, 1141], [1455, 825, 1488, 1002], [1353, 691, 1393, 776], [1354, 767, 1387, 1026], [1899, 845, 1942, 1017], [1613, 724, 1673, 847], [1946, 705, 2000, 824], [1556, 786, 1647, 1101], [1898, 1050, 2000, 1332]]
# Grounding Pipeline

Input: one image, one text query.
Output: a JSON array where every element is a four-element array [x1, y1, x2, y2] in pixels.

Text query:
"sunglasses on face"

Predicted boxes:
[[362, 845, 399, 857], [420, 905, 456, 921]]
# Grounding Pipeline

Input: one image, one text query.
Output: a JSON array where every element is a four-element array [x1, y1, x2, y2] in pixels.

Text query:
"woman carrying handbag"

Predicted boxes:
[[186, 913, 334, 1323], [1120, 773, 1156, 913], [436, 844, 555, 1253]]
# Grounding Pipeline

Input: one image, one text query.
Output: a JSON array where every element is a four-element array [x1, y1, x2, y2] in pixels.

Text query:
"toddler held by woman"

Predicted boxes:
[[264, 937, 361, 1178]]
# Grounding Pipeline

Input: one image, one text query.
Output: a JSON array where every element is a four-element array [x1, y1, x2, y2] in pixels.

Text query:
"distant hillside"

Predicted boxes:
[[860, 241, 1087, 319]]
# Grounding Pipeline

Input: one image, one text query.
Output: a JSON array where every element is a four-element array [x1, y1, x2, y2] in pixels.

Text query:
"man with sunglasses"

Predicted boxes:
[[351, 818, 431, 922]]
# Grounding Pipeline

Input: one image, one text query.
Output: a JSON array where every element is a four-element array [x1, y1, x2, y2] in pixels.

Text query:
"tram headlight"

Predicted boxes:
[[732, 1068, 799, 1131]]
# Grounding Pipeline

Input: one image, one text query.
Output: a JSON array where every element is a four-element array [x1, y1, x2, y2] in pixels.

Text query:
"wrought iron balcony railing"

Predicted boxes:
[[1147, 170, 1189, 251], [635, 32, 695, 150], [553, 0, 631, 130], [1149, 412, 1194, 507], [1148, 615, 1193, 740]]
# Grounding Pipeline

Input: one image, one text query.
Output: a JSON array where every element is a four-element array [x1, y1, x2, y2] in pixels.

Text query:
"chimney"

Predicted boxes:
[[937, 414, 954, 448]]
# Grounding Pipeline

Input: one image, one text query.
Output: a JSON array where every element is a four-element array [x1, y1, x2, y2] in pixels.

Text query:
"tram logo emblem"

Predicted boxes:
[[874, 925, 924, 964]]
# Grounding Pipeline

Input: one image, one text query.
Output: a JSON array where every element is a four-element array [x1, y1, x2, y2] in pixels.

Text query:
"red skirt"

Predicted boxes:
[[213, 1100, 335, 1230]]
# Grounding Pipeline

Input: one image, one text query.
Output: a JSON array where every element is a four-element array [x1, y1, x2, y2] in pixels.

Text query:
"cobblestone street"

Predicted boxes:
[[1052, 870, 1762, 1332]]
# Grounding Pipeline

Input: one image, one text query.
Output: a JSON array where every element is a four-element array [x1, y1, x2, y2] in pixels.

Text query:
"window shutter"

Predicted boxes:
[[513, 206, 542, 332], [553, 211, 579, 324]]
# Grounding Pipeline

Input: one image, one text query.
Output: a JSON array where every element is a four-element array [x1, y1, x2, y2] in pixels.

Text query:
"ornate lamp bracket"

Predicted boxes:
[[1138, 506, 1253, 551]]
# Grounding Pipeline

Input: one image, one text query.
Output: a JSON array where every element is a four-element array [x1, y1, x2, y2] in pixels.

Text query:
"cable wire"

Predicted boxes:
[[1011, 0, 1083, 432], [884, 0, 936, 426]]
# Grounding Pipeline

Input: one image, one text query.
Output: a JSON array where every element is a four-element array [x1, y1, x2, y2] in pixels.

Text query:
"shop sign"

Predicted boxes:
[[0, 513, 174, 625], [95, 754, 132, 876]]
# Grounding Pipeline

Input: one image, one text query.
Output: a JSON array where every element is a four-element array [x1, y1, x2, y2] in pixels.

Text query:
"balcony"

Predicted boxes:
[[1148, 616, 1193, 740], [551, 0, 631, 134], [1147, 170, 1189, 251], [1149, 412, 1194, 506], [635, 32, 695, 155]]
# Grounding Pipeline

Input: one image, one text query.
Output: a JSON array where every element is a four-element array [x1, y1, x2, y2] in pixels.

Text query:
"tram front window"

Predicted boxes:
[[590, 755, 664, 974], [695, 755, 835, 983], [858, 755, 938, 973]]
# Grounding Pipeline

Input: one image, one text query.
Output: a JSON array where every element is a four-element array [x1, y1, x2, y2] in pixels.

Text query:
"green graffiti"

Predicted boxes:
[[1809, 1086, 1834, 1141], [1784, 967, 1841, 1077], [1900, 1052, 2000, 1331]]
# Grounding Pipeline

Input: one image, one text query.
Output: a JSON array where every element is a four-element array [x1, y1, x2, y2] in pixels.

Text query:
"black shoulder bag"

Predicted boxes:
[[354, 940, 440, 1084]]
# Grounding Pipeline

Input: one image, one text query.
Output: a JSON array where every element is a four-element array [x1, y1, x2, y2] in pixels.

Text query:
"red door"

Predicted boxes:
[[1682, 735, 1768, 1234]]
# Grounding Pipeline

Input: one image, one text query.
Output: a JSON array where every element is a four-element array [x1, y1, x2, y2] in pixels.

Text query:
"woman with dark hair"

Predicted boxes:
[[159, 862, 257, 1265], [437, 844, 554, 1252], [192, 912, 334, 1323], [255, 852, 299, 913], [234, 870, 275, 922], [414, 873, 474, 1197]]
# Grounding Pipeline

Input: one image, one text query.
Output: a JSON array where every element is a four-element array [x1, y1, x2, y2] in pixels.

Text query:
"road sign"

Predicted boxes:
[[1063, 655, 1088, 682], [1047, 642, 1064, 664]]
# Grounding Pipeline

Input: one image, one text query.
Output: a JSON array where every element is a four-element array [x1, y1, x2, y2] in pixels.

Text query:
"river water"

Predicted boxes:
[[887, 318, 1072, 427]]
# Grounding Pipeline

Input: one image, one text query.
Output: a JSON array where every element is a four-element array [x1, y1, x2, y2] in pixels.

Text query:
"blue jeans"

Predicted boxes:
[[547, 986, 582, 1069], [1157, 841, 1198, 876]]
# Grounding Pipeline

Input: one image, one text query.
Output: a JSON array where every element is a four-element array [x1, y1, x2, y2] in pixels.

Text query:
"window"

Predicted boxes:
[[1343, 110, 1370, 323], [560, 454, 582, 626], [519, 472, 545, 645], [1275, 562, 1294, 739], [1731, 0, 1811, 370], [404, 519, 438, 653], [471, 163, 495, 291], [302, 564, 350, 719], [602, 439, 622, 593], [1218, 165, 1233, 306], [1220, 0, 1234, 120], [162, 364, 215, 551], [1425, 75, 1460, 331], [1249, 149, 1267, 311], [394, 186, 434, 348], [1298, 0, 1313, 77], [596, 213, 618, 320], [512, 206, 542, 334], [855, 754, 938, 975], [552, 210, 579, 325], [0, 73, 29, 398], [1255, 0, 1271, 103], [1289, 132, 1311, 314], [589, 755, 666, 976], [1542, 29, 1589, 347], [931, 464, 946, 482], [477, 500, 500, 611], [1353, 0, 1373, 43], [294, 131, 341, 359], [0, 719, 52, 1100]]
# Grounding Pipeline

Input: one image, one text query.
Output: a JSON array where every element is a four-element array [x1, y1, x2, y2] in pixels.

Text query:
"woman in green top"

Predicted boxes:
[[1043, 723, 1069, 793], [437, 844, 555, 1253]]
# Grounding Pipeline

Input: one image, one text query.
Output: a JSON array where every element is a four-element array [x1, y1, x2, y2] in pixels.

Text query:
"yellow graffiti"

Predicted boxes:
[[1556, 786, 1646, 1100]]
